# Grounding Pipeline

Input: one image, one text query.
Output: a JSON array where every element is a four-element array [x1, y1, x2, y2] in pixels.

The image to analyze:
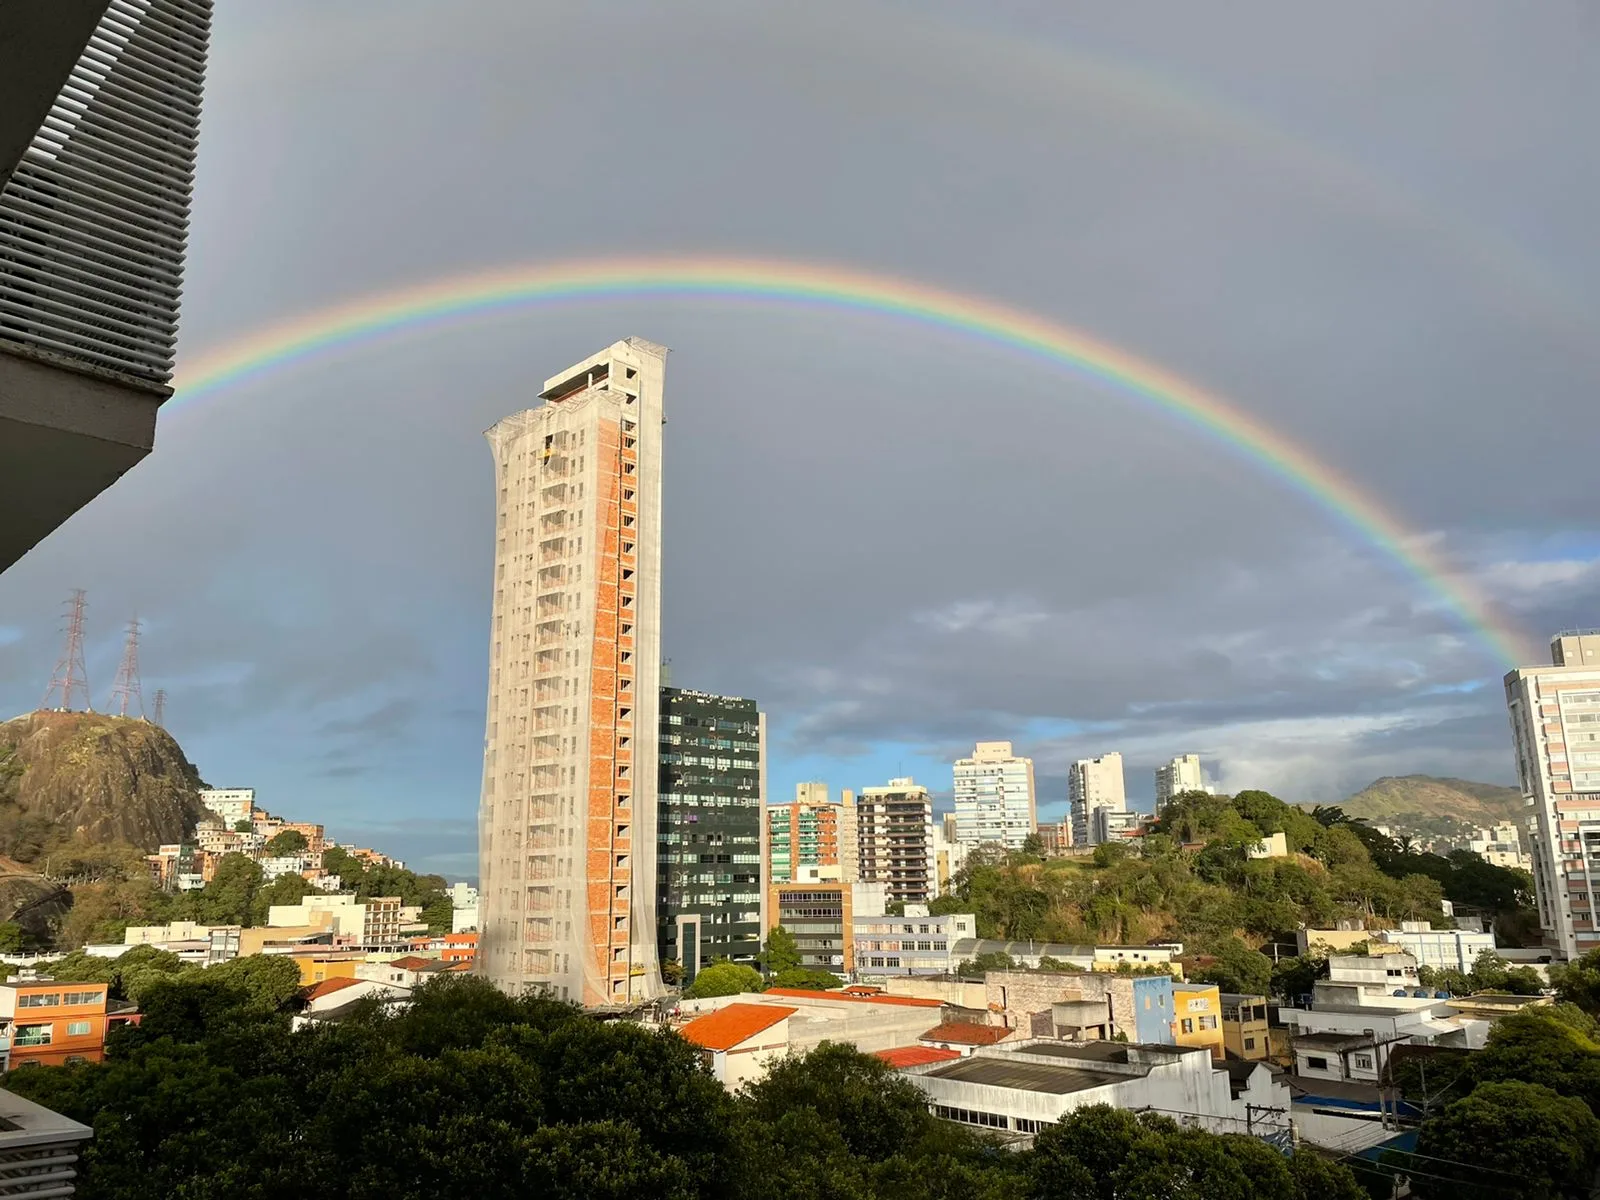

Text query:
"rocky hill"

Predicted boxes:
[[0, 711, 206, 854], [1339, 775, 1524, 838]]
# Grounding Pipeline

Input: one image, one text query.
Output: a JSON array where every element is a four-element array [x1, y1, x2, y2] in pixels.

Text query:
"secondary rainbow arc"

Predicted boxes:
[[168, 255, 1534, 666]]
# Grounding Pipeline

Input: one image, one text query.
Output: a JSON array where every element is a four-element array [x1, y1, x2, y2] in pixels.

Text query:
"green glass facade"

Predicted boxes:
[[657, 687, 763, 982]]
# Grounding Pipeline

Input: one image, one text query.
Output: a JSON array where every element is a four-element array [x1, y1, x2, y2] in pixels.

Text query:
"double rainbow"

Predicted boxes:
[[169, 255, 1532, 666]]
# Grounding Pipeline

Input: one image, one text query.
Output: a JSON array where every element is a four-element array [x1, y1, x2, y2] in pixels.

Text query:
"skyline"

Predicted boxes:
[[0, 1, 1596, 876]]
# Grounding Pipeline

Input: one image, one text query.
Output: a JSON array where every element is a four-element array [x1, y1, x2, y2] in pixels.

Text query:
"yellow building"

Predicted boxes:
[[1219, 992, 1270, 1061], [1171, 982, 1224, 1060]]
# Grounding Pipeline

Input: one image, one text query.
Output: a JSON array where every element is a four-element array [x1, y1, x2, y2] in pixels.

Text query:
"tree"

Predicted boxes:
[[659, 959, 684, 986], [1021, 832, 1045, 857], [193, 853, 263, 926], [1554, 946, 1600, 1013], [956, 950, 1016, 977], [770, 967, 843, 990], [1190, 936, 1272, 996], [1412, 1081, 1600, 1199], [1468, 1008, 1600, 1115], [1270, 955, 1325, 1003], [233, 819, 253, 833], [759, 926, 801, 975], [263, 829, 309, 857], [681, 961, 763, 999], [883, 900, 906, 916], [1092, 842, 1132, 868], [250, 870, 313, 925], [0, 921, 23, 954], [205, 954, 305, 1009]]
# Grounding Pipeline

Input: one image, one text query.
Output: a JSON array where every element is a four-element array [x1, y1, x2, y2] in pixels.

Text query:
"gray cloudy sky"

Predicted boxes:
[[2, 1, 1598, 877]]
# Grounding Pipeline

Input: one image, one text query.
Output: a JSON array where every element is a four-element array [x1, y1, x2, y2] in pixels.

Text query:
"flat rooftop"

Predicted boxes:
[[920, 1055, 1122, 1095], [0, 1088, 91, 1149]]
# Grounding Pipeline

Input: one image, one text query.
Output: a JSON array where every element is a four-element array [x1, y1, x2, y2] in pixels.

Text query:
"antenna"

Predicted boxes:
[[107, 616, 145, 719], [41, 589, 92, 712], [152, 688, 167, 728]]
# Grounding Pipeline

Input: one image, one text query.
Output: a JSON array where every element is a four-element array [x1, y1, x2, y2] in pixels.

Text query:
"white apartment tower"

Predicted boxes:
[[1070, 752, 1126, 846], [1155, 754, 1208, 807], [477, 338, 667, 1006], [1506, 630, 1600, 961], [952, 742, 1037, 849]]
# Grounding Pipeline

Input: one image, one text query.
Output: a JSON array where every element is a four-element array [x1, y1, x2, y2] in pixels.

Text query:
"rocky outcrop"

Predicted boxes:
[[0, 711, 206, 852]]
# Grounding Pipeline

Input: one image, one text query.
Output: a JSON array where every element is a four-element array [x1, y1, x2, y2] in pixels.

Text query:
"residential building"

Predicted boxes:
[[673, 986, 945, 1061], [853, 907, 977, 975], [0, 1, 210, 576], [768, 880, 886, 974], [952, 742, 1037, 849], [901, 1040, 1290, 1143], [1154, 754, 1209, 807], [1069, 753, 1125, 847], [198, 788, 255, 827], [1467, 823, 1531, 871], [1170, 983, 1224, 1060], [0, 981, 108, 1068], [1093, 944, 1181, 973], [450, 882, 480, 933], [931, 815, 968, 897], [1220, 992, 1270, 1061], [0, 1088, 92, 1194], [657, 686, 765, 982], [1374, 922, 1495, 973], [145, 843, 215, 892], [677, 1002, 796, 1089], [767, 783, 857, 885], [477, 338, 668, 1005], [1505, 630, 1600, 960], [857, 778, 934, 903], [1311, 952, 1425, 1009], [1090, 807, 1145, 845], [984, 969, 1174, 1045], [1246, 832, 1289, 859], [1035, 821, 1072, 856]]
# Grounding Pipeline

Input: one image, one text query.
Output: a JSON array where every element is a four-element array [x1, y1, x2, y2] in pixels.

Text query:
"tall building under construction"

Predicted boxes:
[[477, 338, 667, 1006]]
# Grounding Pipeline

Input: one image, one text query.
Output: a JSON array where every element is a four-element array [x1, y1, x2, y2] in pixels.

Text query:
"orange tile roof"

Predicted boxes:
[[678, 1003, 797, 1052], [764, 988, 943, 1008], [920, 1021, 1014, 1046], [875, 1045, 964, 1069], [302, 977, 367, 1002], [389, 956, 435, 970]]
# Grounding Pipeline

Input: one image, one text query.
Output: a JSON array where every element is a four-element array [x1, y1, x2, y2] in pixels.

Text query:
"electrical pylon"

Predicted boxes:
[[40, 590, 92, 712], [107, 617, 145, 719]]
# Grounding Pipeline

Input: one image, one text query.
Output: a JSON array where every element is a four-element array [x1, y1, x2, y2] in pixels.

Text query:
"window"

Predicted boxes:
[[1199, 1016, 1218, 1030], [1181, 1019, 1194, 1034], [61, 991, 102, 1006], [1354, 1054, 1374, 1070], [1306, 1055, 1329, 1071], [66, 1021, 91, 1037], [13, 1024, 51, 1047], [1244, 1037, 1256, 1050], [17, 994, 59, 1008]]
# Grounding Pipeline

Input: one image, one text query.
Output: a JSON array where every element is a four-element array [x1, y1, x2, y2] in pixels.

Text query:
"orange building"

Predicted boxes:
[[0, 980, 110, 1068], [441, 933, 478, 965]]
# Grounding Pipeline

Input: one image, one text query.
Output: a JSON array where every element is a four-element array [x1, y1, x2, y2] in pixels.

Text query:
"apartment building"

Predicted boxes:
[[952, 742, 1037, 849], [853, 907, 977, 975], [931, 814, 968, 897], [1171, 983, 1224, 1060], [1035, 821, 1072, 856], [857, 778, 933, 903], [767, 783, 858, 884], [478, 339, 667, 1005], [1069, 753, 1126, 847], [1505, 631, 1600, 960], [0, 981, 109, 1068], [198, 788, 255, 827], [1154, 754, 1208, 807], [657, 686, 765, 982]]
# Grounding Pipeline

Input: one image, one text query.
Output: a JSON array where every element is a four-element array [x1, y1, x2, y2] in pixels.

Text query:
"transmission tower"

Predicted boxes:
[[107, 616, 145, 719], [40, 589, 92, 712], [152, 689, 167, 727]]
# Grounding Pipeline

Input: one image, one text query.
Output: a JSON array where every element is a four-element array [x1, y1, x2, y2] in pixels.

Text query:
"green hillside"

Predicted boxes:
[[1339, 775, 1524, 836]]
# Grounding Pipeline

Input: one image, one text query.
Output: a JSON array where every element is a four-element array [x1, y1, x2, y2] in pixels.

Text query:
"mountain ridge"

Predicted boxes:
[[1338, 774, 1524, 836]]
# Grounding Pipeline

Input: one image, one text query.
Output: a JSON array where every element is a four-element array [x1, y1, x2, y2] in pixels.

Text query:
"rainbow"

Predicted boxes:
[[168, 255, 1534, 665]]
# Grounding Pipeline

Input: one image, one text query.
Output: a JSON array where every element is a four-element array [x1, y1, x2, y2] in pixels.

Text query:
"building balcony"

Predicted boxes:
[[1, 0, 210, 574]]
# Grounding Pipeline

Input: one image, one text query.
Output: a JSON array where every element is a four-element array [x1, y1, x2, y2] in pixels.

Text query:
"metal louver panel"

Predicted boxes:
[[0, 0, 210, 391]]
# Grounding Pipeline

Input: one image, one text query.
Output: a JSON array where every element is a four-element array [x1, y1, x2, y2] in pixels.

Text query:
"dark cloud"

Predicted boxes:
[[0, 1, 1595, 871]]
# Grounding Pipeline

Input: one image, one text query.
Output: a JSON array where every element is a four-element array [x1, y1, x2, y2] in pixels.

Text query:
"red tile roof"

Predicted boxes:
[[764, 988, 943, 1008], [920, 1021, 1014, 1046], [302, 977, 366, 1002], [389, 956, 435, 971], [678, 1003, 797, 1052], [875, 1045, 964, 1069]]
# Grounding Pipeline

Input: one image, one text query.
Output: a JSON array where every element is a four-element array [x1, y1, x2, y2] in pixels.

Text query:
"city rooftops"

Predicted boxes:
[[920, 1021, 1014, 1046], [678, 1003, 796, 1052], [763, 988, 942, 1008], [916, 1054, 1122, 1095], [875, 1046, 964, 1069]]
